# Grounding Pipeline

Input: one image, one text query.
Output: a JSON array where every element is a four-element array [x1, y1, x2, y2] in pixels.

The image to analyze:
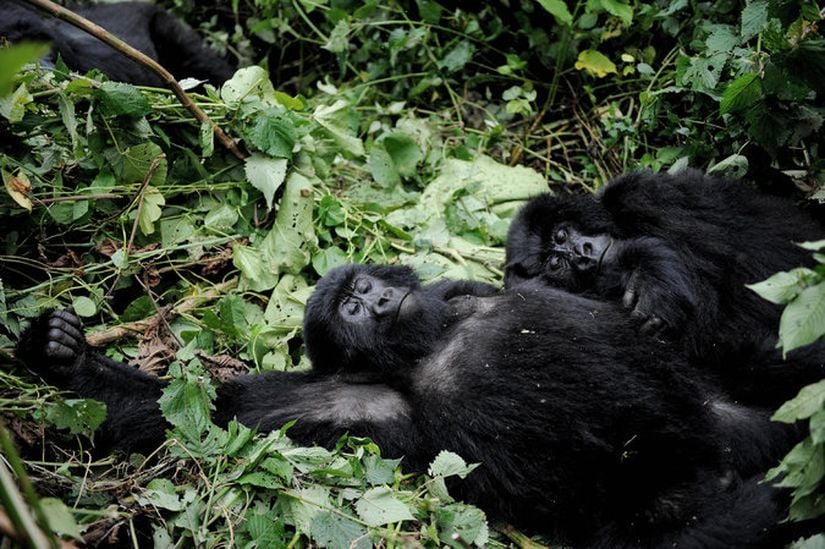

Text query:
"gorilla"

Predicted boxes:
[[17, 264, 802, 547], [1, 0, 233, 86], [505, 169, 825, 407]]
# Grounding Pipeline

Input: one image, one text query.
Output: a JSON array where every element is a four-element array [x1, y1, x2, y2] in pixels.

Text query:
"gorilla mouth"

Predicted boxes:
[[394, 291, 413, 324], [596, 238, 614, 272]]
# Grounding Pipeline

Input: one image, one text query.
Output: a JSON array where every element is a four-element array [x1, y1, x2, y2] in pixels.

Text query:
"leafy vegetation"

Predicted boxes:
[[1, 0, 823, 545]]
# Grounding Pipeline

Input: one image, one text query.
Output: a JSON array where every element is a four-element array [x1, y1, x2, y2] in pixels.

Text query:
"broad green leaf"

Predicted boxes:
[[323, 19, 351, 53], [438, 40, 475, 73], [0, 42, 49, 96], [311, 511, 369, 549], [367, 145, 401, 188], [232, 245, 280, 292], [741, 0, 769, 41], [283, 485, 331, 532], [599, 0, 633, 26], [314, 100, 365, 156], [575, 50, 617, 78], [0, 83, 33, 122], [118, 143, 168, 186], [221, 66, 275, 106], [41, 498, 81, 539], [720, 72, 762, 114], [747, 267, 813, 304], [773, 379, 825, 423], [263, 274, 309, 328], [707, 153, 748, 179], [355, 486, 414, 527], [428, 451, 478, 478], [312, 246, 349, 276], [200, 120, 214, 157], [246, 108, 296, 159], [72, 296, 97, 317], [138, 186, 166, 236], [383, 133, 422, 177], [45, 398, 107, 435], [799, 240, 825, 252], [536, 0, 573, 25], [778, 283, 825, 356], [244, 153, 288, 210], [436, 503, 488, 547], [245, 514, 287, 546], [96, 82, 151, 117], [705, 25, 739, 54], [791, 534, 825, 549], [136, 479, 184, 511], [160, 218, 196, 248]]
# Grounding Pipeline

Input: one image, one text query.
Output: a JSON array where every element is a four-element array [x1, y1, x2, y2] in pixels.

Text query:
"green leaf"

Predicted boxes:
[[778, 282, 825, 355], [136, 479, 184, 511], [312, 246, 349, 276], [705, 25, 739, 54], [741, 0, 769, 42], [118, 143, 168, 186], [246, 108, 296, 159], [355, 486, 414, 527], [367, 145, 400, 188], [138, 187, 166, 236], [244, 153, 288, 211], [436, 503, 488, 547], [773, 379, 825, 423], [437, 41, 475, 73], [536, 0, 573, 26], [72, 296, 97, 317], [96, 82, 151, 117], [428, 451, 478, 479], [791, 534, 825, 549], [0, 42, 50, 96], [323, 19, 351, 54], [747, 267, 814, 304], [575, 50, 617, 78], [383, 133, 422, 177], [263, 274, 309, 328], [799, 240, 825, 252], [314, 100, 365, 157], [310, 511, 369, 549], [0, 83, 33, 123], [599, 0, 633, 26], [720, 72, 762, 114], [40, 498, 81, 539], [283, 485, 331, 532], [45, 398, 107, 435], [706, 153, 748, 179], [221, 66, 274, 106]]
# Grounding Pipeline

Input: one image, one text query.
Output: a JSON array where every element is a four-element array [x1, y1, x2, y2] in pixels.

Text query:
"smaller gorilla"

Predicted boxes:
[[17, 264, 805, 547], [2, 1, 233, 87], [505, 169, 825, 407]]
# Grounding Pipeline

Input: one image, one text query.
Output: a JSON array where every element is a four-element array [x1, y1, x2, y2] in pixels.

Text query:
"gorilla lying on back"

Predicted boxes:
[[505, 169, 825, 407], [1, 0, 233, 86], [18, 264, 800, 547]]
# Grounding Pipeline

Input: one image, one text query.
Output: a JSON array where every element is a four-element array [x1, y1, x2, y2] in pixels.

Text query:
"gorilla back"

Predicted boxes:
[[18, 266, 795, 547]]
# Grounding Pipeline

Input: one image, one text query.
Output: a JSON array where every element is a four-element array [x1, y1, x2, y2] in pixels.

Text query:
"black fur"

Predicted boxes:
[[505, 169, 825, 407], [1, 0, 233, 86], [17, 264, 804, 547]]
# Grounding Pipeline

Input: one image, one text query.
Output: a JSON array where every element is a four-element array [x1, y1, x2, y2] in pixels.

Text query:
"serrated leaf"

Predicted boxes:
[[244, 153, 288, 211], [383, 133, 422, 177], [221, 66, 274, 106], [96, 82, 151, 117], [575, 49, 617, 78], [310, 511, 369, 549], [367, 145, 400, 188], [0, 82, 33, 122], [45, 398, 107, 435], [283, 485, 331, 532], [0, 42, 50, 96], [314, 100, 365, 156], [599, 0, 633, 25], [741, 0, 769, 41], [747, 267, 813, 304], [246, 108, 296, 159], [41, 498, 81, 539], [436, 503, 488, 547], [778, 283, 825, 355], [355, 486, 414, 527], [773, 379, 825, 423], [429, 451, 478, 478], [438, 40, 475, 73], [136, 479, 184, 511], [705, 25, 739, 54], [536, 0, 573, 25], [720, 72, 762, 114]]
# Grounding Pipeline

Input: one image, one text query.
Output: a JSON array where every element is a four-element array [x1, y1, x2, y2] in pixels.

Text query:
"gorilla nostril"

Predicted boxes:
[[583, 243, 592, 255]]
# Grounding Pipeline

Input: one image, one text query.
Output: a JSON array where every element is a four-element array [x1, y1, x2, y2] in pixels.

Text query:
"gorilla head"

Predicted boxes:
[[303, 264, 451, 374]]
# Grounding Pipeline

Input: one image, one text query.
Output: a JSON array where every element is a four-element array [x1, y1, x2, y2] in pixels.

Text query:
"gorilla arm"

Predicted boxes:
[[17, 310, 418, 454]]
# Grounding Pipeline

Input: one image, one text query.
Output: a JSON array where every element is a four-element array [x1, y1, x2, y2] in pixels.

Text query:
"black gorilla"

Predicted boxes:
[[1, 0, 233, 86], [17, 264, 801, 547], [505, 169, 825, 407]]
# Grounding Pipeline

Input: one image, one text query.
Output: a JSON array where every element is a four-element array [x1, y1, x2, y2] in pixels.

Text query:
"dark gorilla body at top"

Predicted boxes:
[[505, 169, 825, 407], [1, 0, 233, 86], [17, 263, 805, 547]]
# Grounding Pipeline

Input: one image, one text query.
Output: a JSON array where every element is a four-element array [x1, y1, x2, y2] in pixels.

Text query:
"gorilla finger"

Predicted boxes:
[[52, 309, 83, 329], [640, 316, 665, 336], [622, 287, 638, 309], [46, 340, 77, 360], [47, 327, 81, 350], [48, 317, 84, 342]]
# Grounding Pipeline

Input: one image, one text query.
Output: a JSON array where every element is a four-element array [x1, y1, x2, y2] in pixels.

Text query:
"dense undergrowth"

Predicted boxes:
[[0, 0, 824, 546]]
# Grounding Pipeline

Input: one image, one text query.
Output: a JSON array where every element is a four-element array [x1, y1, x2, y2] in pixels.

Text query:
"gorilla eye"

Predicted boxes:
[[554, 227, 567, 244], [353, 278, 372, 294]]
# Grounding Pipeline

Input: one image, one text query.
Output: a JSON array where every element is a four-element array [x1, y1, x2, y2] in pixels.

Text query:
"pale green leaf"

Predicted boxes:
[[244, 153, 288, 211], [72, 296, 97, 317], [536, 0, 573, 25], [138, 186, 166, 236], [437, 40, 475, 72], [747, 267, 814, 305], [778, 283, 825, 356], [313, 100, 365, 156], [575, 50, 617, 78], [772, 379, 825, 423], [355, 487, 414, 527], [600, 0, 633, 25], [41, 498, 81, 539], [0, 42, 49, 96], [428, 451, 478, 479], [741, 0, 769, 41], [310, 511, 369, 549]]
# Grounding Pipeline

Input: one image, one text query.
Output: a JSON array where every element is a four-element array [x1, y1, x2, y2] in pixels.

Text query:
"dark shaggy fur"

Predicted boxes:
[[17, 264, 805, 547], [1, 0, 233, 86], [505, 169, 825, 407]]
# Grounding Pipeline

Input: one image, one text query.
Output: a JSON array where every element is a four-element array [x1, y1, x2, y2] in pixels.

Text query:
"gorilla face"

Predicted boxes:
[[505, 222, 615, 292], [303, 264, 450, 374]]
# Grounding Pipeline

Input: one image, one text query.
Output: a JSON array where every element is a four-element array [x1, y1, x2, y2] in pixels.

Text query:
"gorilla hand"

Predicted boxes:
[[18, 309, 87, 379]]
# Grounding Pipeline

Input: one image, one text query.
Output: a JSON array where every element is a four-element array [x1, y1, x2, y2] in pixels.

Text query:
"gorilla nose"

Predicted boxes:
[[372, 288, 400, 316]]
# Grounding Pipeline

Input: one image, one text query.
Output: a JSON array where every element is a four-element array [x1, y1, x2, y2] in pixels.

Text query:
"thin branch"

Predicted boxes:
[[87, 279, 238, 347], [22, 0, 247, 161]]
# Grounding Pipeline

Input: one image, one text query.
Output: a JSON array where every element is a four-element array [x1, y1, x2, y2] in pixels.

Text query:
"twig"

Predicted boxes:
[[37, 193, 123, 203], [87, 279, 238, 347], [22, 0, 247, 160]]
